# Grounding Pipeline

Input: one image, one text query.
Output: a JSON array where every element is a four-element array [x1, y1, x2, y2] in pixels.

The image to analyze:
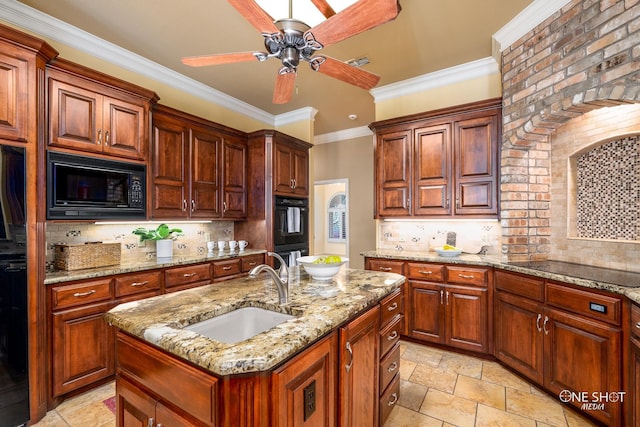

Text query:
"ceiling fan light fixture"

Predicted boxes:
[[346, 57, 370, 67]]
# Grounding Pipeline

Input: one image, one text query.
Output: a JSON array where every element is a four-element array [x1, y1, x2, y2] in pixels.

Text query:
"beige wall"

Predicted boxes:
[[312, 136, 375, 269]]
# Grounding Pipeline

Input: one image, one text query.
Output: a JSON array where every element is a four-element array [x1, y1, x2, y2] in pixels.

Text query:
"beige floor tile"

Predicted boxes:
[[55, 381, 115, 414], [56, 400, 115, 427], [476, 403, 536, 426], [409, 362, 459, 394], [384, 405, 444, 427], [398, 379, 428, 411], [506, 388, 567, 426], [481, 361, 531, 392], [419, 388, 477, 427], [399, 358, 417, 380], [30, 411, 69, 427], [438, 352, 483, 379], [401, 343, 445, 367], [454, 374, 506, 411]]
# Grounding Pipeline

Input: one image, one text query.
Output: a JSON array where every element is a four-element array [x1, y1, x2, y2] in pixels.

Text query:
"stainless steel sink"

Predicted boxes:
[[185, 307, 296, 344]]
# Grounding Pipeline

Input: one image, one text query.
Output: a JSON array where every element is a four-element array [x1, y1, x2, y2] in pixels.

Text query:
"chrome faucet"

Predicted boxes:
[[248, 252, 289, 304]]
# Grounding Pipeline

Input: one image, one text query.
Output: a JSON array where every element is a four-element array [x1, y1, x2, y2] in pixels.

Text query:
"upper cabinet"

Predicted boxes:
[[0, 26, 57, 143], [370, 98, 501, 219], [274, 139, 309, 196], [46, 58, 158, 161], [151, 105, 247, 220]]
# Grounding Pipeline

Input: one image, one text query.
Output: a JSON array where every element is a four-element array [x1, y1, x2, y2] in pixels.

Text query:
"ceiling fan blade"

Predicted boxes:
[[308, 0, 400, 48], [314, 56, 380, 90], [273, 71, 297, 104], [310, 0, 336, 19], [181, 52, 261, 67], [227, 0, 279, 34]]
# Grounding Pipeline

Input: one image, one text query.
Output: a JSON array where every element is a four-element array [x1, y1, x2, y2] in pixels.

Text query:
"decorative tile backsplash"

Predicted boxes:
[[378, 220, 501, 255], [575, 135, 639, 241], [45, 222, 241, 269]]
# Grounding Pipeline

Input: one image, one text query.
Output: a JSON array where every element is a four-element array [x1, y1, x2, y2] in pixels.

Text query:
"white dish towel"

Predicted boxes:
[[288, 250, 301, 266], [286, 207, 301, 233]]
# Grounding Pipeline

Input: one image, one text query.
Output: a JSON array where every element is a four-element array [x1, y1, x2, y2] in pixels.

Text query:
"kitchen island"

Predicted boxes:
[[105, 266, 405, 426]]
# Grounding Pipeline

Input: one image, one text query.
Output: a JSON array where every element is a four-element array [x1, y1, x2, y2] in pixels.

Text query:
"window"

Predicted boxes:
[[328, 192, 346, 242]]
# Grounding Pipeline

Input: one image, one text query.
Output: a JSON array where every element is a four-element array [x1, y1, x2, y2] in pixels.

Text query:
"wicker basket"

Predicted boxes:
[[54, 242, 121, 271]]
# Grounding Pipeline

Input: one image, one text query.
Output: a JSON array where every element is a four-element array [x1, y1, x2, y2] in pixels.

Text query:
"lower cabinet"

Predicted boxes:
[[629, 303, 640, 427], [338, 305, 380, 427], [495, 270, 623, 426]]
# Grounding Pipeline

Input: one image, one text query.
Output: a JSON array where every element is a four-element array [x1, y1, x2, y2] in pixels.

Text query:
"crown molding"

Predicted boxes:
[[275, 107, 318, 127], [370, 57, 499, 103], [492, 0, 571, 52], [314, 126, 372, 145]]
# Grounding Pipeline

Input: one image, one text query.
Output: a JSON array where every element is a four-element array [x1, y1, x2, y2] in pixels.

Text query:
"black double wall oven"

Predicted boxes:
[[273, 196, 309, 267]]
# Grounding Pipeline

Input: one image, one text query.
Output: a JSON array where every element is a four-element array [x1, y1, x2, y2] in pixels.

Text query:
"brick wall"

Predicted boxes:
[[500, 0, 640, 262]]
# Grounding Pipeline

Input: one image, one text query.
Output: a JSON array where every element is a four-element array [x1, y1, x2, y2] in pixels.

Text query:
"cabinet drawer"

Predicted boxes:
[[212, 258, 241, 279], [407, 263, 445, 282], [379, 373, 399, 426], [380, 288, 403, 327], [546, 282, 621, 325], [632, 304, 640, 339], [241, 254, 264, 272], [379, 342, 400, 393], [114, 271, 161, 298], [446, 265, 488, 287], [495, 270, 544, 302], [116, 332, 218, 425], [367, 258, 404, 275], [51, 278, 113, 310], [165, 263, 211, 287], [379, 315, 402, 358]]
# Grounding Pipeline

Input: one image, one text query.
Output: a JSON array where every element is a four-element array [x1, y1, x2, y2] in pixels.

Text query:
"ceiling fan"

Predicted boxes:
[[181, 0, 401, 104]]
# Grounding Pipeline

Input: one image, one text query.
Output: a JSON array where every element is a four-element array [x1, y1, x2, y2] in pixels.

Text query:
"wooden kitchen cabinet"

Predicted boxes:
[[151, 105, 247, 220], [630, 303, 640, 427], [408, 263, 490, 353], [338, 305, 379, 427], [378, 288, 402, 424], [274, 139, 309, 196], [272, 332, 337, 427], [47, 58, 157, 161], [494, 270, 623, 426], [164, 262, 212, 292], [370, 98, 500, 218]]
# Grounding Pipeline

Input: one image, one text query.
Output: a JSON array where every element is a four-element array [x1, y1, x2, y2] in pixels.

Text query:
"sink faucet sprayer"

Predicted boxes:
[[248, 252, 289, 304]]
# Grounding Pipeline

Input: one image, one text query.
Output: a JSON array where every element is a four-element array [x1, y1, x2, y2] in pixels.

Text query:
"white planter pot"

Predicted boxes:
[[156, 239, 173, 259]]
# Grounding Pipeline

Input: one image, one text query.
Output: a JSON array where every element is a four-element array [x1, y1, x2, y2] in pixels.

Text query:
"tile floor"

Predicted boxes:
[[33, 340, 598, 426]]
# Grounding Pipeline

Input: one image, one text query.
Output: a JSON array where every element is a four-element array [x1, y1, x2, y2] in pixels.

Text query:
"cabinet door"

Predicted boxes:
[[190, 127, 221, 218], [631, 337, 640, 427], [544, 307, 622, 426], [272, 332, 337, 427], [0, 48, 28, 142], [151, 116, 189, 218], [445, 284, 487, 352], [339, 306, 379, 427], [413, 124, 451, 215], [48, 78, 103, 153], [222, 137, 247, 218], [51, 301, 115, 396], [494, 291, 544, 384], [408, 281, 444, 344], [292, 148, 309, 196], [102, 96, 146, 160], [375, 129, 411, 216], [274, 142, 295, 194], [117, 375, 156, 427], [453, 114, 498, 215]]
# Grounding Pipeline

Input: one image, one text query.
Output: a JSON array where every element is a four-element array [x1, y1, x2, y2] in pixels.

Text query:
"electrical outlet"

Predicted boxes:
[[303, 380, 316, 421]]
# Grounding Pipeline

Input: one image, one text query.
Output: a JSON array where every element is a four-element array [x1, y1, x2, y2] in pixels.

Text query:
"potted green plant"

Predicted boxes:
[[132, 223, 183, 259]]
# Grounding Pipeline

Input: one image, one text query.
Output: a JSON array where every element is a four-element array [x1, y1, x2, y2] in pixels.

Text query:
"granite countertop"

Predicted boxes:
[[361, 249, 640, 304], [105, 266, 404, 376], [44, 249, 267, 285]]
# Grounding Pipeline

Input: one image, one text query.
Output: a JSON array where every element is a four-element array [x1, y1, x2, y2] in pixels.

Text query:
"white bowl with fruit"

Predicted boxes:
[[297, 255, 348, 281], [434, 245, 462, 257]]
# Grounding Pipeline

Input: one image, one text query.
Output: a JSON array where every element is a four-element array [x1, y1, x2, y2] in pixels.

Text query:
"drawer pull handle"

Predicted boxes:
[[248, 262, 257, 266], [387, 302, 398, 311], [73, 290, 96, 297], [536, 313, 542, 332], [387, 392, 398, 406], [379, 267, 392, 271], [418, 270, 433, 275], [387, 361, 398, 373], [387, 331, 398, 341], [131, 281, 149, 287], [222, 266, 232, 270], [183, 273, 197, 277], [636, 322, 640, 329], [345, 342, 353, 372], [458, 274, 475, 279]]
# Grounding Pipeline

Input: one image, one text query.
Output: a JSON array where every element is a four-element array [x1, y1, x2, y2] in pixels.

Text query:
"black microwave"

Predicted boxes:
[[47, 152, 146, 220]]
